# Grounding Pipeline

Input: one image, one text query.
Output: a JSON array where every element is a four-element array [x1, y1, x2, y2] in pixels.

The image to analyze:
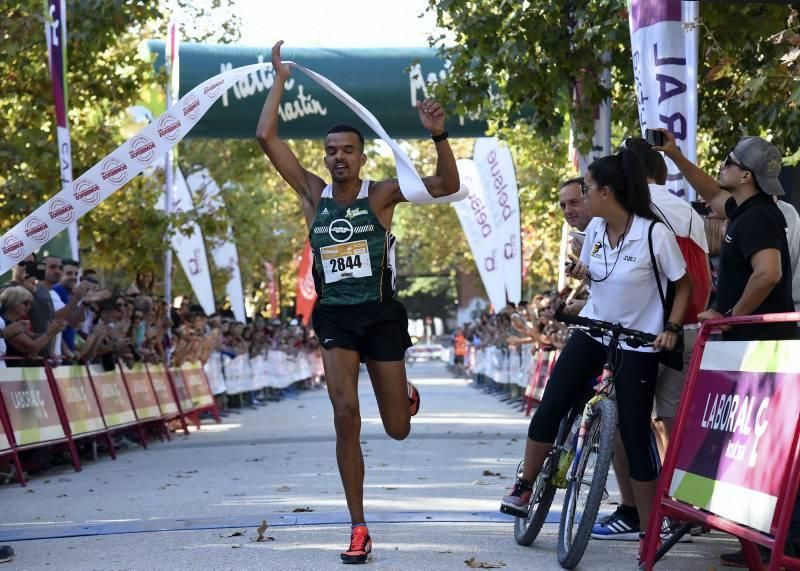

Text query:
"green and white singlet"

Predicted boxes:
[[309, 180, 398, 305]]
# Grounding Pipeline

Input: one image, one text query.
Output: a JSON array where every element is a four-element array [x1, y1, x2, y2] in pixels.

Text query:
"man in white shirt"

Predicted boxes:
[[775, 198, 800, 312]]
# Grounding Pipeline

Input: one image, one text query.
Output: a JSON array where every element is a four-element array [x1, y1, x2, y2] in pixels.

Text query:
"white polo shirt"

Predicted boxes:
[[649, 183, 709, 253], [579, 215, 687, 352], [775, 200, 800, 312]]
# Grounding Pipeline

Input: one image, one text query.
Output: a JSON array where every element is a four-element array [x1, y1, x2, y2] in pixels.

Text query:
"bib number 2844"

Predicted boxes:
[[320, 240, 372, 284]]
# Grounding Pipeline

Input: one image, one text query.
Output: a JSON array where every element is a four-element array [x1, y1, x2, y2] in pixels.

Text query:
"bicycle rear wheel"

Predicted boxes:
[[557, 398, 617, 569], [514, 408, 580, 546]]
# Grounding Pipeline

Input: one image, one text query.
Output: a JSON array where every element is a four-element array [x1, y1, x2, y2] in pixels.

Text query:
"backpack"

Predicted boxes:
[[647, 220, 686, 372], [651, 204, 712, 325]]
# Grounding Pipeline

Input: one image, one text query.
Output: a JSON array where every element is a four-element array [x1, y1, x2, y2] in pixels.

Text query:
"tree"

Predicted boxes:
[[426, 1, 800, 167]]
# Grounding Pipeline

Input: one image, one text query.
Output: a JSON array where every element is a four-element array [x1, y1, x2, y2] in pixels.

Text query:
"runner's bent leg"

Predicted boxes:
[[322, 346, 366, 525], [366, 359, 410, 440]]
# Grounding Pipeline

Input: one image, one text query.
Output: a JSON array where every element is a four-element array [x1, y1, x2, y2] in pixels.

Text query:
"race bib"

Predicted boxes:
[[320, 240, 372, 284]]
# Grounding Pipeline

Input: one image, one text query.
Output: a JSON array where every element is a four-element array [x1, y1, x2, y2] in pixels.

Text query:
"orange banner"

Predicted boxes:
[[88, 365, 136, 428], [146, 364, 179, 416], [0, 367, 65, 446], [50, 365, 105, 437], [180, 362, 214, 408], [295, 241, 316, 326], [121, 364, 161, 421]]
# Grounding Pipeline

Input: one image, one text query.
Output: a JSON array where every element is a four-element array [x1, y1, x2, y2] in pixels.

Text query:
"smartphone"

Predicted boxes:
[[645, 128, 665, 147], [24, 261, 45, 281], [690, 200, 710, 216]]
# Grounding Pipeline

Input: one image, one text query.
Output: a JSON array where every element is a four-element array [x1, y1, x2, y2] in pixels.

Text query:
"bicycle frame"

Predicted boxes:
[[566, 330, 623, 484]]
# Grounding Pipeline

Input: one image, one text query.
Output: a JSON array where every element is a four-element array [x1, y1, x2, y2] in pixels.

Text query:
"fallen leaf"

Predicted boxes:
[[277, 485, 291, 492], [383, 486, 398, 490], [472, 480, 490, 486], [464, 557, 506, 569], [439, 550, 453, 554], [482, 470, 501, 477], [256, 520, 268, 542], [292, 507, 314, 513], [57, 494, 67, 498], [231, 544, 243, 549], [25, 489, 34, 494], [225, 531, 246, 537], [246, 457, 265, 462]]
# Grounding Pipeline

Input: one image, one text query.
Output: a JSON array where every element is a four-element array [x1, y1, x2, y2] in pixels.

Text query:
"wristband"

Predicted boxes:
[[431, 131, 449, 143], [665, 322, 682, 333]]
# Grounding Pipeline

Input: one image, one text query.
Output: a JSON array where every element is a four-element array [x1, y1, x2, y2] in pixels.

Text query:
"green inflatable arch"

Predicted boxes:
[[148, 41, 488, 140]]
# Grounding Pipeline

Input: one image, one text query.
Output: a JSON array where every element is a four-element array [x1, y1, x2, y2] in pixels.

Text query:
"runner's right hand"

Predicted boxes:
[[272, 40, 292, 79]]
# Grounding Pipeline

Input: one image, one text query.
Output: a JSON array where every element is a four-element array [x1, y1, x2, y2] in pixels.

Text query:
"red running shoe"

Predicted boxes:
[[407, 381, 420, 416], [341, 525, 372, 564]]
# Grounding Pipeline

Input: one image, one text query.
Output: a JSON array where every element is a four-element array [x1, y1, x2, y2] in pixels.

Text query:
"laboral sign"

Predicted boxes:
[[669, 339, 800, 533]]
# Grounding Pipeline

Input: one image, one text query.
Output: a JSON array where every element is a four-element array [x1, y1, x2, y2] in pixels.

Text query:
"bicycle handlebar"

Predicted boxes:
[[554, 303, 657, 348]]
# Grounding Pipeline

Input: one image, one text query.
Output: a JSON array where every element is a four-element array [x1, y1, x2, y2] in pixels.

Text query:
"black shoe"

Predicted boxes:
[[0, 545, 14, 564], [720, 545, 771, 568]]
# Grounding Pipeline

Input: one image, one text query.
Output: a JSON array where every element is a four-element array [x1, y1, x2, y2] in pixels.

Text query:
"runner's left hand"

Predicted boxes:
[[417, 99, 446, 135]]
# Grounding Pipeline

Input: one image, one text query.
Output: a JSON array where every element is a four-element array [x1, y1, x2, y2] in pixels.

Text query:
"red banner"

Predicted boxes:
[[180, 362, 214, 408], [50, 365, 105, 436], [121, 364, 161, 421], [88, 365, 136, 428], [295, 241, 316, 326], [0, 367, 65, 446], [146, 364, 179, 416]]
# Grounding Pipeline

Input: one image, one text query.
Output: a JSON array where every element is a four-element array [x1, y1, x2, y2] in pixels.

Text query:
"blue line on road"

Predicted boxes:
[[0, 510, 572, 542]]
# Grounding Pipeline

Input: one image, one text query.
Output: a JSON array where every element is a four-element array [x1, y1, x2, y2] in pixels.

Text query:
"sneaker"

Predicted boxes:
[[0, 545, 14, 564], [499, 478, 533, 518], [407, 381, 420, 417], [719, 545, 771, 568], [591, 505, 641, 541], [341, 525, 372, 564]]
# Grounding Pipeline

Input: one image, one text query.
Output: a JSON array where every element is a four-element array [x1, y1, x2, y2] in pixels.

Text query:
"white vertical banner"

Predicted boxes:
[[628, 0, 699, 200], [186, 168, 246, 322], [472, 138, 522, 304], [157, 167, 215, 316], [452, 159, 507, 312]]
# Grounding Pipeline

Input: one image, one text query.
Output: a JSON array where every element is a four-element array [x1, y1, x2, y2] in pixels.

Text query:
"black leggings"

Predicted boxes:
[[527, 331, 660, 481]]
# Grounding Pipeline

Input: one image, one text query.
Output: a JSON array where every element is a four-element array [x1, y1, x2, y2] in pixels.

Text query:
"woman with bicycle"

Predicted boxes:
[[500, 148, 692, 557]]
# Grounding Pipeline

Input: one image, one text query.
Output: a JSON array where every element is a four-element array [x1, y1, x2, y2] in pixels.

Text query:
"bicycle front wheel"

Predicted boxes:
[[557, 397, 617, 569]]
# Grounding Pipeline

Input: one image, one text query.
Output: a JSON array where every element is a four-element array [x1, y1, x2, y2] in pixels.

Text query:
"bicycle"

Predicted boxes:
[[507, 305, 656, 569]]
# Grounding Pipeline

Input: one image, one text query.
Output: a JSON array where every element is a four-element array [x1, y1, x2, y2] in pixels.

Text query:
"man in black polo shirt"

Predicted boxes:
[[657, 131, 796, 341]]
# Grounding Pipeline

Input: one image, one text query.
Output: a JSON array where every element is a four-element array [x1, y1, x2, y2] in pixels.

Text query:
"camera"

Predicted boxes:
[[645, 128, 665, 147], [24, 261, 45, 281]]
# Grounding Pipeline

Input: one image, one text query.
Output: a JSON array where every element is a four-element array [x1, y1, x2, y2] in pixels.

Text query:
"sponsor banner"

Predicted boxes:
[[186, 168, 246, 322], [44, 0, 79, 259], [628, 0, 699, 200], [170, 368, 195, 413], [0, 367, 65, 446], [0, 60, 466, 275], [296, 241, 317, 326], [452, 159, 507, 311], [121, 364, 161, 421], [87, 365, 137, 428], [146, 364, 179, 416], [50, 365, 105, 436], [669, 339, 800, 532], [180, 362, 214, 409], [473, 138, 521, 304], [156, 167, 216, 316]]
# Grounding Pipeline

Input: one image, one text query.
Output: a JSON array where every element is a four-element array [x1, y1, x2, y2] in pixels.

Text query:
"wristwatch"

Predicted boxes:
[[665, 322, 682, 333], [431, 131, 449, 143]]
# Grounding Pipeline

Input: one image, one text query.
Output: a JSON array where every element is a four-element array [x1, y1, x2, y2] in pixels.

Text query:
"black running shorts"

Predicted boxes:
[[312, 299, 413, 362]]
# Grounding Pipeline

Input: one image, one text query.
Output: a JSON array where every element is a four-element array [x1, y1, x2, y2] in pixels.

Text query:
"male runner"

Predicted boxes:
[[256, 41, 460, 564]]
